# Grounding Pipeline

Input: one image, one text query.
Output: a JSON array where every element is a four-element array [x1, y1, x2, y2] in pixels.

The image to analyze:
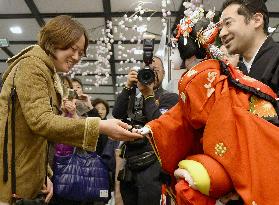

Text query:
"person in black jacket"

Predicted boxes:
[[220, 0, 279, 96], [112, 56, 178, 205]]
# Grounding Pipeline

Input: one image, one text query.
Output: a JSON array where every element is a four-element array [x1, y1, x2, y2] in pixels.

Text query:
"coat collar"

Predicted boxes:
[[4, 45, 64, 98], [253, 36, 275, 66]]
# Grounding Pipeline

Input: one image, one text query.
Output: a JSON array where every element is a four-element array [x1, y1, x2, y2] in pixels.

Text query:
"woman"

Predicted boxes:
[[92, 98, 119, 205], [137, 5, 279, 205], [92, 98, 110, 121], [92, 98, 119, 176], [0, 15, 141, 204], [92, 98, 112, 155]]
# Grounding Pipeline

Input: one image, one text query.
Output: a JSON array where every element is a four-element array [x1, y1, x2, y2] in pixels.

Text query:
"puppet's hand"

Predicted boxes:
[[174, 168, 198, 190], [133, 126, 151, 135]]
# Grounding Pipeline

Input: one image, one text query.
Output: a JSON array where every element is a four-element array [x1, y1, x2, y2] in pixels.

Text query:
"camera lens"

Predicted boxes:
[[137, 69, 155, 85]]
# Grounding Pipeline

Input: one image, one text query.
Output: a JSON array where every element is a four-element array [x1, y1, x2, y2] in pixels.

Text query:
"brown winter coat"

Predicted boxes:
[[0, 45, 100, 203]]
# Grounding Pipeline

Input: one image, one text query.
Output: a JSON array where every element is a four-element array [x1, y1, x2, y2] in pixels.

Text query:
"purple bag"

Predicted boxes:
[[53, 148, 110, 202]]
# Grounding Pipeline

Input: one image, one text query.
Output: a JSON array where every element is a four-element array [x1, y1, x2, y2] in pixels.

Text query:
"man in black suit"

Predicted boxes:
[[219, 0, 279, 204], [220, 0, 279, 96]]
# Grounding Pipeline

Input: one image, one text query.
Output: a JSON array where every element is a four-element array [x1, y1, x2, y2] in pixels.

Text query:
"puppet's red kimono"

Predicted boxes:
[[147, 59, 279, 205]]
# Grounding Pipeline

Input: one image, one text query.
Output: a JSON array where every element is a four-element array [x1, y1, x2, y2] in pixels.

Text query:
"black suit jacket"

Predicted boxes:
[[244, 37, 279, 95]]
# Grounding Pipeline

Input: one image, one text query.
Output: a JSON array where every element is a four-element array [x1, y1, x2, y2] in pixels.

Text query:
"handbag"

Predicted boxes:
[[126, 151, 157, 171], [53, 147, 110, 202], [2, 66, 46, 205]]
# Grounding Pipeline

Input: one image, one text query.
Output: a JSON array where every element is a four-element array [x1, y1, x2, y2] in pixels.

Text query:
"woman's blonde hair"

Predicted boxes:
[[38, 15, 89, 57]]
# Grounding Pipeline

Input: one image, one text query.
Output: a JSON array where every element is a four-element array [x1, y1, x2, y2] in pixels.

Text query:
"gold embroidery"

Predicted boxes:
[[204, 72, 217, 98], [180, 92, 186, 103], [242, 75, 256, 82], [196, 29, 207, 48], [249, 95, 277, 118], [186, 69, 198, 77], [215, 143, 227, 157], [207, 71, 217, 83]]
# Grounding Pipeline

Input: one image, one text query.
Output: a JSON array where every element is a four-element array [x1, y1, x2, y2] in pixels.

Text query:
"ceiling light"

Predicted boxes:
[[10, 26, 22, 34]]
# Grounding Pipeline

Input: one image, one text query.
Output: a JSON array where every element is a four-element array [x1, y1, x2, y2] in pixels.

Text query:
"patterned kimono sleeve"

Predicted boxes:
[[147, 60, 223, 175], [182, 68, 220, 129], [147, 101, 195, 174]]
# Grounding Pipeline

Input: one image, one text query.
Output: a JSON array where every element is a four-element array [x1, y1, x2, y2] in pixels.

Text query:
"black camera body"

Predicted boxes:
[[137, 38, 155, 85], [127, 36, 156, 128], [67, 89, 78, 101]]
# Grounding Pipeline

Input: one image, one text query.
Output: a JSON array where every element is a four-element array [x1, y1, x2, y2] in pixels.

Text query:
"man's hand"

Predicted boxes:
[[137, 81, 154, 98], [41, 176, 53, 203], [99, 119, 143, 141], [126, 68, 138, 88]]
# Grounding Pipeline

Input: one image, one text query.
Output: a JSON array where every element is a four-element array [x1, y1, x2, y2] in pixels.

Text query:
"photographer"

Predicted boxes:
[[112, 56, 178, 205]]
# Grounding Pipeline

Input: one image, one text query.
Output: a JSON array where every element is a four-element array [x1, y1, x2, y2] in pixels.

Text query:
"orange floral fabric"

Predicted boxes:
[[147, 59, 279, 205]]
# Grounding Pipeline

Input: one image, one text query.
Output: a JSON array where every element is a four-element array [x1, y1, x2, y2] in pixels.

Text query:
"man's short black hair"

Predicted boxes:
[[221, 0, 269, 34]]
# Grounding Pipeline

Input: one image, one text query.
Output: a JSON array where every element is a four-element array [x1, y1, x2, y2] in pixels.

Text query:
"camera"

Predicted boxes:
[[137, 36, 156, 85], [67, 89, 78, 101]]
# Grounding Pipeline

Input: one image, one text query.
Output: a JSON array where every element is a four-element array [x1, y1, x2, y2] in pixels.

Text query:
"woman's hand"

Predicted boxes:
[[41, 176, 53, 203], [62, 98, 78, 117], [78, 93, 93, 110], [99, 119, 143, 141]]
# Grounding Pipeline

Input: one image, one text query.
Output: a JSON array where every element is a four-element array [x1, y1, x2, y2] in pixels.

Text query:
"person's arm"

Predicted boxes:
[[113, 69, 138, 119], [146, 102, 195, 174], [273, 62, 279, 96], [144, 92, 179, 121], [87, 107, 101, 117], [112, 87, 132, 119], [15, 59, 141, 150], [146, 61, 223, 174], [15, 61, 98, 150]]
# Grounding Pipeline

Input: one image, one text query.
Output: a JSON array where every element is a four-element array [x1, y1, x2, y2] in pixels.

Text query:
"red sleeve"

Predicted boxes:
[[147, 102, 195, 174], [147, 59, 223, 174]]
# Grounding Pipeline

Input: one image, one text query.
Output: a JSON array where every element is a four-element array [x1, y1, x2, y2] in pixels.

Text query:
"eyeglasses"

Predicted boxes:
[[70, 46, 85, 58]]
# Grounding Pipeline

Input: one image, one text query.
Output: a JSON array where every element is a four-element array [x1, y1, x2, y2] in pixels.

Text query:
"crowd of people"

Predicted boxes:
[[0, 0, 278, 205]]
